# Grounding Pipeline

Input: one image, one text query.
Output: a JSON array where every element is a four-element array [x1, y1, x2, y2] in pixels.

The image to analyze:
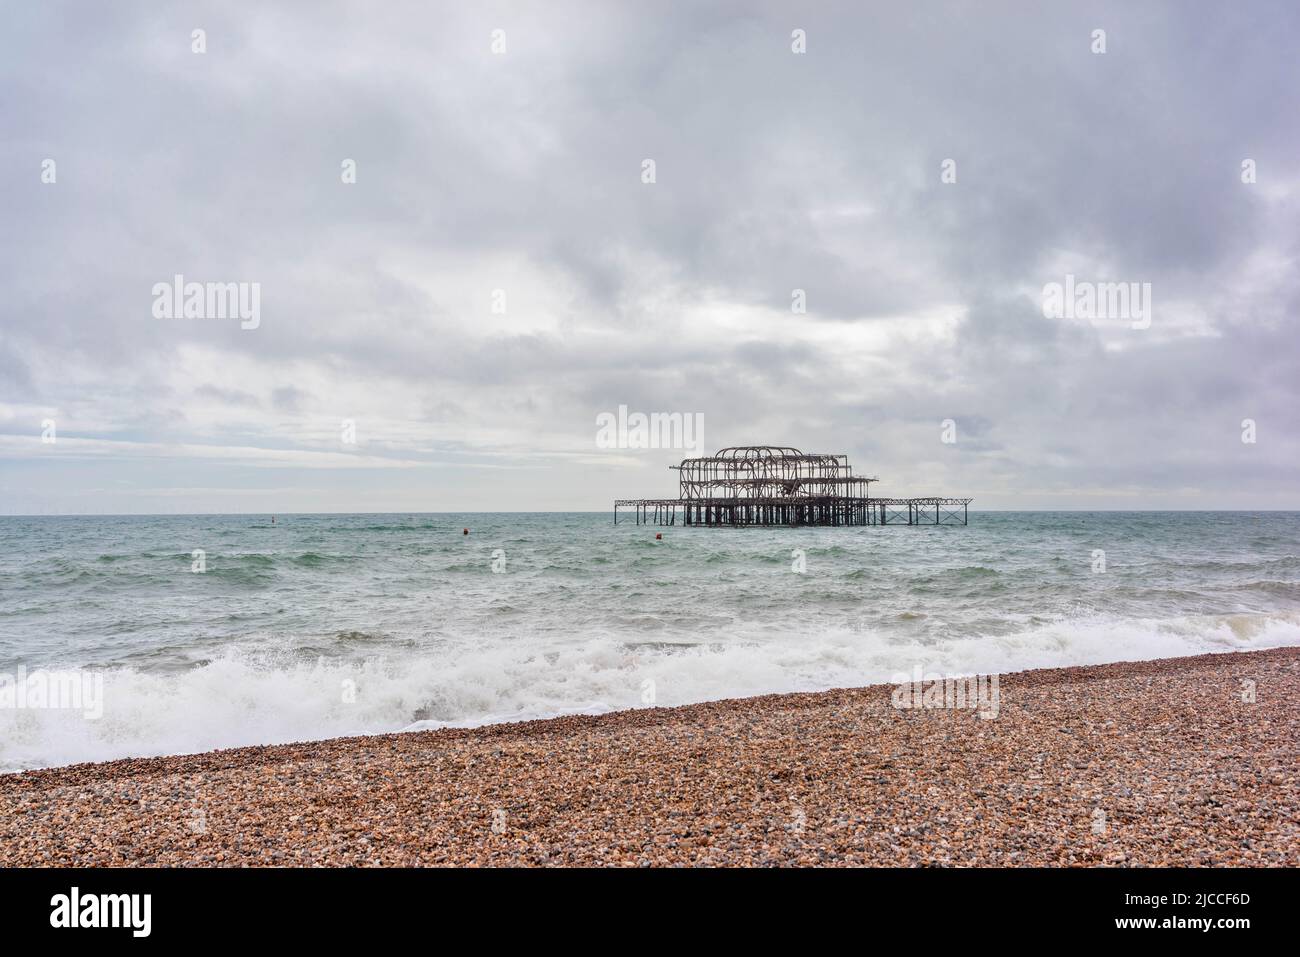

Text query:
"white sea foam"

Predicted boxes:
[[3, 611, 1298, 772]]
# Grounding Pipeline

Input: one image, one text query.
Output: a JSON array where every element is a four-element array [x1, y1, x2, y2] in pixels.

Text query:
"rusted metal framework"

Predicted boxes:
[[615, 446, 971, 527]]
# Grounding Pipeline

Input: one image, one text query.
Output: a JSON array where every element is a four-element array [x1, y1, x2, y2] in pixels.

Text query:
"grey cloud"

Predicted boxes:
[[0, 0, 1296, 511]]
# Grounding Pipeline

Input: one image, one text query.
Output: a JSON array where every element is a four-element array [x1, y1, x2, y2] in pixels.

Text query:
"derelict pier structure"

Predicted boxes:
[[614, 446, 971, 527]]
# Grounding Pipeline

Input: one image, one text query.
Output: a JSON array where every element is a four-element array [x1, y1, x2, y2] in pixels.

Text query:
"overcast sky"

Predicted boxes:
[[2, 1, 1297, 512]]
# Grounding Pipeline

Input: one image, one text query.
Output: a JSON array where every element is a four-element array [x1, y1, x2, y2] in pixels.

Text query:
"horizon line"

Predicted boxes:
[[4, 508, 1300, 518]]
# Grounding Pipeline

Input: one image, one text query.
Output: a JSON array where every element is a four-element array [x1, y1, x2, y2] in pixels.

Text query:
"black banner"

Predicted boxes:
[[0, 866, 1281, 942]]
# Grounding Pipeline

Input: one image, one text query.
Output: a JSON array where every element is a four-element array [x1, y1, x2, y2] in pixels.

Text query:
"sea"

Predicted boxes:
[[2, 511, 1298, 771]]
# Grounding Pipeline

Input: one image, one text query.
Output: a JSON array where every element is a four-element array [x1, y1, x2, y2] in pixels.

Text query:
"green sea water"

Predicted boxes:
[[1, 511, 1297, 769]]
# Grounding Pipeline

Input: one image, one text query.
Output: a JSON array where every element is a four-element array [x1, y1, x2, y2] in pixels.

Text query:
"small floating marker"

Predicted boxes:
[[463, 528, 469, 535], [655, 532, 662, 540]]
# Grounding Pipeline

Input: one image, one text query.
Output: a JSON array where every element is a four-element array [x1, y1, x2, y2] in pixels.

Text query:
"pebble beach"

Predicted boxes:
[[1, 647, 1296, 867]]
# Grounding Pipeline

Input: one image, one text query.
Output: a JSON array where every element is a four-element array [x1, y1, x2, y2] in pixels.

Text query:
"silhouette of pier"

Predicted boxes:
[[614, 446, 971, 527]]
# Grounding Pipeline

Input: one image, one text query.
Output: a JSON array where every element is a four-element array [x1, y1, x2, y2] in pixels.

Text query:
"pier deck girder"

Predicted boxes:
[[615, 496, 972, 527], [615, 446, 970, 527]]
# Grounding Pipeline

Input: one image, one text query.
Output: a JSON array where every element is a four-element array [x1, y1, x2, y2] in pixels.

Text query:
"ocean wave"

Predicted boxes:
[[1174, 556, 1300, 573], [951, 565, 1000, 577], [5, 610, 1299, 772], [205, 565, 275, 587], [290, 551, 353, 568], [346, 523, 439, 532], [1235, 579, 1300, 595], [332, 630, 393, 645], [227, 552, 276, 566]]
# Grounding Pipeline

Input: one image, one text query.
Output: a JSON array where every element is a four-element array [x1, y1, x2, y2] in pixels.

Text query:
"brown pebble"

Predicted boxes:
[[0, 648, 1296, 866]]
